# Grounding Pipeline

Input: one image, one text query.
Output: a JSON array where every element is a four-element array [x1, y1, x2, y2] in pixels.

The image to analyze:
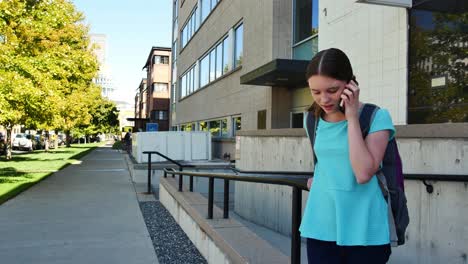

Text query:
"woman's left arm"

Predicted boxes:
[[347, 120, 389, 184]]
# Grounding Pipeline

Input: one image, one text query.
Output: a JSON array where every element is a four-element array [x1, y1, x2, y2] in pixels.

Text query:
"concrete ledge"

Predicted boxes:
[[159, 177, 288, 264], [237, 123, 468, 138], [237, 128, 305, 137], [212, 138, 236, 143]]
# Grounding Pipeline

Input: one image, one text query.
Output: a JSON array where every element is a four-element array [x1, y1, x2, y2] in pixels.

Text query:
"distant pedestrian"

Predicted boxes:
[[124, 132, 131, 152], [301, 48, 394, 263]]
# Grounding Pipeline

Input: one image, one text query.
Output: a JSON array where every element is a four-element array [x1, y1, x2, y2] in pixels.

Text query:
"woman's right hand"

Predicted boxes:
[[307, 178, 313, 190]]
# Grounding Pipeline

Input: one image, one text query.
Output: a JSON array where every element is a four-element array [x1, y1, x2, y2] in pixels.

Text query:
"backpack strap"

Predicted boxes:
[[359, 104, 401, 246], [304, 111, 319, 165], [359, 103, 380, 139]]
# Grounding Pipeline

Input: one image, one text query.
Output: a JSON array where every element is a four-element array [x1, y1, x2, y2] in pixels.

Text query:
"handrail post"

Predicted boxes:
[[190, 176, 194, 192], [179, 166, 183, 192], [291, 186, 302, 264], [208, 177, 214, 219], [224, 179, 229, 219], [147, 153, 152, 194]]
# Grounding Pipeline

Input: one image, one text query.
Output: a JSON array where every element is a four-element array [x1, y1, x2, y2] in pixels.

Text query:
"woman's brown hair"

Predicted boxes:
[[306, 48, 358, 117]]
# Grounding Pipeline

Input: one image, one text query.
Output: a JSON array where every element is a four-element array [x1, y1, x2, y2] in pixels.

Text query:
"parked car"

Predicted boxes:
[[33, 135, 45, 150], [57, 134, 65, 146], [12, 133, 33, 151]]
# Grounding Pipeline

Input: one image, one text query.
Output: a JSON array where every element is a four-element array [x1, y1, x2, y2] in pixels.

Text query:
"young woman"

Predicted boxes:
[[300, 48, 394, 263]]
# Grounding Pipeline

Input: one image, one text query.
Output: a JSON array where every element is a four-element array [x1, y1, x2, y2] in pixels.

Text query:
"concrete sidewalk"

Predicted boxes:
[[0, 144, 158, 264]]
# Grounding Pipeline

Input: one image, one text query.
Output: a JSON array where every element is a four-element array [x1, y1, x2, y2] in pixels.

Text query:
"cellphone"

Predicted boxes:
[[339, 87, 353, 113], [339, 99, 345, 113]]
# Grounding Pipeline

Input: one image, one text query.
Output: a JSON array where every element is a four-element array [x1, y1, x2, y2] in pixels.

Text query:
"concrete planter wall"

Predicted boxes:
[[235, 128, 468, 264], [131, 131, 211, 163]]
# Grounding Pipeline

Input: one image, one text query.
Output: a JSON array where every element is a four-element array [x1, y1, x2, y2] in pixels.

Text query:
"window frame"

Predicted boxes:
[[234, 23, 244, 68]]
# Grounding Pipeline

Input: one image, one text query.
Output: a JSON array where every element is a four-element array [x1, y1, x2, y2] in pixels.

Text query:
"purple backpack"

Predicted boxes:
[[305, 103, 409, 246]]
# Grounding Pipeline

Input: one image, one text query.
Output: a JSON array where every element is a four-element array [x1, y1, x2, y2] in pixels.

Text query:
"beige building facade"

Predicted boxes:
[[133, 78, 148, 132], [171, 0, 466, 158], [172, 0, 297, 158]]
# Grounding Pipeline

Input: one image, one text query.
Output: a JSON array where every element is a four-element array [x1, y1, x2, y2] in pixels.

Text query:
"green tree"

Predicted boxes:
[[0, 0, 100, 157], [71, 92, 120, 144]]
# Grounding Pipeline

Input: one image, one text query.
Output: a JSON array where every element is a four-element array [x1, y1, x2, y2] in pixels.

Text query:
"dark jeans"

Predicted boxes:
[[306, 238, 391, 264]]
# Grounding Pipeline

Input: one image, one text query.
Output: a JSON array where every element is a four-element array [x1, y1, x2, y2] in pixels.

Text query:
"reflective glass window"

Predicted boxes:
[[234, 24, 243, 67], [408, 7, 468, 123]]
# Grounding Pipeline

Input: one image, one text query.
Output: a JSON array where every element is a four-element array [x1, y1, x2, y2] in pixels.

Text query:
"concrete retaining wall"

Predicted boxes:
[[132, 131, 211, 163], [234, 131, 468, 264]]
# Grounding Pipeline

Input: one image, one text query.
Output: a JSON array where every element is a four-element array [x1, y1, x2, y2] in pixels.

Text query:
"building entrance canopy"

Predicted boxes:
[[240, 59, 309, 88]]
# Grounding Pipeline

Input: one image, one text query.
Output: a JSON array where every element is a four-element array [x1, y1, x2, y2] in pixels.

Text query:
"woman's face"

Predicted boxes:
[[308, 75, 347, 114]]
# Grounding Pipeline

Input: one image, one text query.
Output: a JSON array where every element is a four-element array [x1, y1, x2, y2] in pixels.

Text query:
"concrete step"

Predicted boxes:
[[160, 177, 290, 264]]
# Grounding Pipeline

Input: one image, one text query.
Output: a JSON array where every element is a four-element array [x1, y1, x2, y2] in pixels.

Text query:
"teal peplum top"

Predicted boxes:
[[299, 108, 395, 246]]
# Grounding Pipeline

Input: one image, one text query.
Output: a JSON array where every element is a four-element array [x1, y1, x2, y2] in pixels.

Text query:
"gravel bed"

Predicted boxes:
[[139, 201, 207, 264]]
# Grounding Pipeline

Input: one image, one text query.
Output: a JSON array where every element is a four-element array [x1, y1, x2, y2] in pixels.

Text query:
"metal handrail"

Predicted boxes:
[[165, 169, 309, 190], [405, 173, 468, 193], [230, 167, 313, 176], [161, 169, 468, 264], [163, 168, 309, 264], [140, 151, 467, 263], [404, 173, 468, 182], [142, 151, 196, 193]]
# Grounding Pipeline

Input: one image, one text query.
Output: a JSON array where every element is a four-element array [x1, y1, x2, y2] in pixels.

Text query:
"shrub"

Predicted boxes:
[[112, 141, 123, 150]]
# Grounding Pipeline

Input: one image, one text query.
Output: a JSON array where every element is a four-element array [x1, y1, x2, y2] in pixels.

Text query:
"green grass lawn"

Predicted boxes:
[[0, 143, 102, 204]]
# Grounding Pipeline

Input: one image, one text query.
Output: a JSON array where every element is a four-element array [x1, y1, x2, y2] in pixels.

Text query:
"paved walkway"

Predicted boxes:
[[0, 144, 158, 264]]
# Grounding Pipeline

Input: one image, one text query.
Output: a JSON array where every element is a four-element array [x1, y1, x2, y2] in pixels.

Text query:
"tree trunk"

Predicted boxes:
[[65, 130, 71, 148], [6, 128, 12, 160], [44, 131, 50, 152]]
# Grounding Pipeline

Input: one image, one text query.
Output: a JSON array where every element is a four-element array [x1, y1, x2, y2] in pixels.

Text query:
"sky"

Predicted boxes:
[[72, 0, 172, 104]]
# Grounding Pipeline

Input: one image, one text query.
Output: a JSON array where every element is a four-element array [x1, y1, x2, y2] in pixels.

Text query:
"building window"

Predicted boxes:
[[222, 37, 230, 74], [153, 83, 168, 92], [292, 0, 318, 60], [181, 75, 186, 97], [199, 121, 208, 131], [153, 55, 169, 64], [200, 55, 210, 87], [215, 43, 223, 79], [178, 23, 238, 96], [201, 0, 210, 21], [181, 6, 199, 48], [234, 23, 243, 68], [408, 4, 467, 124], [291, 112, 304, 128], [179, 64, 197, 99], [201, 0, 221, 23], [293, 0, 318, 43], [151, 110, 168, 121], [257, 110, 266, 130], [199, 35, 230, 88], [209, 48, 216, 82], [209, 120, 220, 137], [221, 119, 228, 137], [233, 116, 241, 135], [181, 123, 195, 131]]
